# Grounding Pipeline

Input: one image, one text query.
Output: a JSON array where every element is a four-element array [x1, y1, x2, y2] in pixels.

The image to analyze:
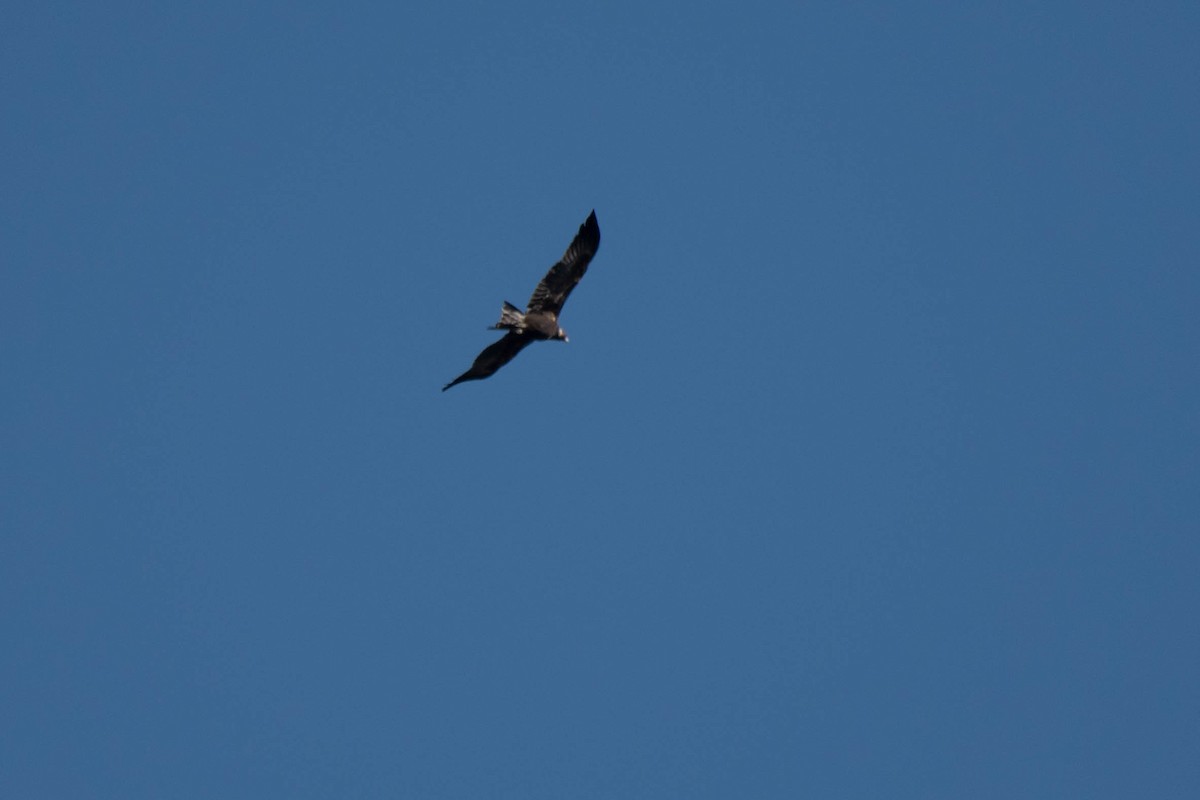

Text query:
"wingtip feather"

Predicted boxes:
[[580, 210, 600, 248]]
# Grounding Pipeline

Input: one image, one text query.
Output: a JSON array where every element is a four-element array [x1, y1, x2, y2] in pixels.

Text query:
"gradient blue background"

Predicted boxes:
[[3, 2, 1198, 797]]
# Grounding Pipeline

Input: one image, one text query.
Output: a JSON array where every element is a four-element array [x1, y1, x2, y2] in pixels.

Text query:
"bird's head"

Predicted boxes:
[[555, 328, 569, 343]]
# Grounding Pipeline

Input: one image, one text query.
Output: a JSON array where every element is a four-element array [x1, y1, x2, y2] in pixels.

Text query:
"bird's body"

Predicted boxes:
[[443, 211, 600, 391], [492, 301, 563, 340]]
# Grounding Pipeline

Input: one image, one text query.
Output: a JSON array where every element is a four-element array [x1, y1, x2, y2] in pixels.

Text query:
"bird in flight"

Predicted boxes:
[[443, 210, 601, 391]]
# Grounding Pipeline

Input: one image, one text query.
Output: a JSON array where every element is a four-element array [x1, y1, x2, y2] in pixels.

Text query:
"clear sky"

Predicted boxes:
[[3, 2, 1198, 797]]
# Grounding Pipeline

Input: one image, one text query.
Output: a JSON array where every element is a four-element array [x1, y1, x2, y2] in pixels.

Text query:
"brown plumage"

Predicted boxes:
[[443, 211, 601, 391]]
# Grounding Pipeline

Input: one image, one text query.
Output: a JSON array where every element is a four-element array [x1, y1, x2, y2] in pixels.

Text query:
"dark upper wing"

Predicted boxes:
[[526, 210, 600, 316], [442, 331, 535, 391]]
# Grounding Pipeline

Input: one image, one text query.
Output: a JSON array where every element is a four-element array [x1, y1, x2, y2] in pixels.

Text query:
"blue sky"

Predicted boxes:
[[3, 1, 1198, 797]]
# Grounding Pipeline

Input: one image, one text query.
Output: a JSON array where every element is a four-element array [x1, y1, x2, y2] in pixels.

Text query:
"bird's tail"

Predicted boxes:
[[492, 301, 525, 330]]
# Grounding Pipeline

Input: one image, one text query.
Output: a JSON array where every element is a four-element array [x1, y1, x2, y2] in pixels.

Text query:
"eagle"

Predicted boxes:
[[442, 210, 601, 391]]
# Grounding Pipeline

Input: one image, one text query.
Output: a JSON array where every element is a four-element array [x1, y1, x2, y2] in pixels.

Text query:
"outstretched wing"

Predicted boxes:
[[526, 210, 600, 316], [442, 331, 535, 391]]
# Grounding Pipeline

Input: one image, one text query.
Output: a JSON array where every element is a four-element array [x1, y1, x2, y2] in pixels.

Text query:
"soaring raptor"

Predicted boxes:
[[442, 210, 601, 391]]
